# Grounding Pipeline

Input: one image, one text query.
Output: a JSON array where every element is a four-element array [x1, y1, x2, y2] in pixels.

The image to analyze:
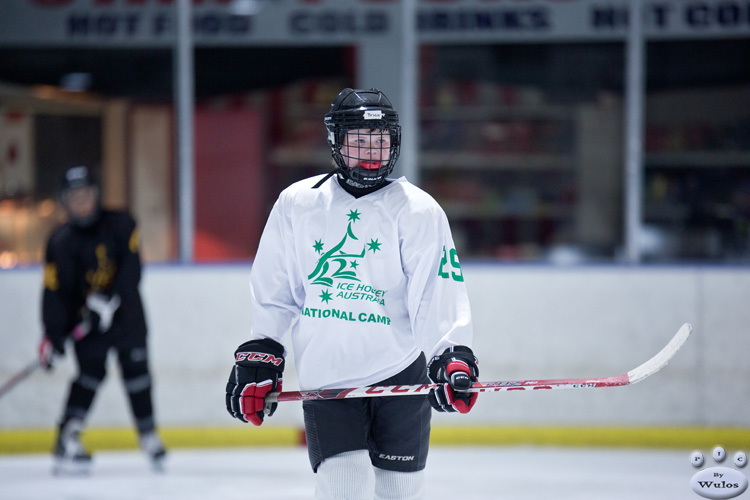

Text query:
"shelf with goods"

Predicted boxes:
[[418, 97, 580, 258], [419, 105, 576, 157], [420, 151, 574, 171], [642, 163, 750, 261], [421, 164, 579, 259], [645, 111, 750, 168], [641, 87, 750, 260], [643, 163, 750, 239], [643, 151, 750, 225], [644, 153, 750, 226], [420, 104, 576, 122], [645, 151, 750, 168]]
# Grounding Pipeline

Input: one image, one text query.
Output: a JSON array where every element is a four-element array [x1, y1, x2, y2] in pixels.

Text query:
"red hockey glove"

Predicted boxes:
[[38, 335, 66, 370], [427, 346, 479, 414], [38, 337, 55, 370], [38, 321, 90, 371], [225, 338, 285, 426]]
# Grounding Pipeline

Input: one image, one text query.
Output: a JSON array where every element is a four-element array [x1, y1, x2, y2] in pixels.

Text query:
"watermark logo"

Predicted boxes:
[[690, 447, 748, 499]]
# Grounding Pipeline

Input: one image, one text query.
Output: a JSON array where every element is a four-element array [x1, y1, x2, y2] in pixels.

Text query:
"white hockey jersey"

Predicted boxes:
[[249, 175, 473, 390]]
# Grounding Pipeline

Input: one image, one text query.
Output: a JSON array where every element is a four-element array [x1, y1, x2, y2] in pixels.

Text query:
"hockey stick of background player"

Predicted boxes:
[[266, 323, 691, 405], [0, 360, 43, 400], [0, 322, 90, 401]]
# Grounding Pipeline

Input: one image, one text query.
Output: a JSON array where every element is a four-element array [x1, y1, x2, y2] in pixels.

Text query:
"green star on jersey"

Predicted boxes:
[[313, 239, 324, 254], [319, 289, 333, 303], [347, 209, 361, 222], [367, 238, 382, 253]]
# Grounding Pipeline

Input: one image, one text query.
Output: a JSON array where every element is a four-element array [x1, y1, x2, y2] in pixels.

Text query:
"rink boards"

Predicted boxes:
[[1, 263, 748, 453]]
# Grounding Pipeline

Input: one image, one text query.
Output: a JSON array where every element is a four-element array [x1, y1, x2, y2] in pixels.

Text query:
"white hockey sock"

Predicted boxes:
[[315, 450, 374, 500], [374, 467, 425, 500]]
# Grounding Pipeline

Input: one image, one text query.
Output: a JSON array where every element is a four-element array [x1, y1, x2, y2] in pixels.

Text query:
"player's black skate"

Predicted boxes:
[[53, 419, 92, 475], [139, 431, 167, 472]]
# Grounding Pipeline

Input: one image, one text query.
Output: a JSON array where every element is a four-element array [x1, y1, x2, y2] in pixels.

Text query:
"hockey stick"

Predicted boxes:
[[266, 323, 691, 403], [0, 323, 90, 401], [0, 360, 42, 399]]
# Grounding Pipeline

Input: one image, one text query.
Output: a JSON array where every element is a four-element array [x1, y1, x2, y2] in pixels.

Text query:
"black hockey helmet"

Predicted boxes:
[[61, 165, 96, 191], [59, 166, 101, 227], [323, 88, 401, 189]]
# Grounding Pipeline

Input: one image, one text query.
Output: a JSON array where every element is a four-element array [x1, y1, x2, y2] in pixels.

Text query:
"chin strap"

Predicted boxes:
[[312, 168, 342, 189]]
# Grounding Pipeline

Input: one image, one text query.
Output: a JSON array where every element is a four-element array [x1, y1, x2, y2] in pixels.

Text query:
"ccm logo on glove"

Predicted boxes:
[[235, 351, 284, 366], [226, 338, 285, 426]]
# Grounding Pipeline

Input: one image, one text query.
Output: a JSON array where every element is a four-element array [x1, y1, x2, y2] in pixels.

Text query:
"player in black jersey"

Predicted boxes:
[[39, 166, 166, 474]]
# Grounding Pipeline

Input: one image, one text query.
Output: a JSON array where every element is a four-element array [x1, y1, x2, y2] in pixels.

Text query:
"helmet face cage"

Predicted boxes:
[[324, 89, 401, 188], [328, 122, 401, 188]]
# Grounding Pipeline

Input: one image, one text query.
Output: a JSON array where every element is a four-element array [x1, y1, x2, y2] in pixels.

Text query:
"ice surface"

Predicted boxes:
[[0, 446, 693, 500]]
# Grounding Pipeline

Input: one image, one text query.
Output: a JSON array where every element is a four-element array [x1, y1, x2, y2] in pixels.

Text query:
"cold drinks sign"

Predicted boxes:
[[0, 0, 748, 46]]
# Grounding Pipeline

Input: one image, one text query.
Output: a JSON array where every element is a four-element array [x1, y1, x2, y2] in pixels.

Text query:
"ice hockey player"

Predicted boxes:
[[226, 88, 479, 499], [39, 166, 166, 474]]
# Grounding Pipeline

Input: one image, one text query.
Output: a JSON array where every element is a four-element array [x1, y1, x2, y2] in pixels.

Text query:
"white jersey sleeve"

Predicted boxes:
[[398, 189, 473, 360], [248, 194, 304, 349]]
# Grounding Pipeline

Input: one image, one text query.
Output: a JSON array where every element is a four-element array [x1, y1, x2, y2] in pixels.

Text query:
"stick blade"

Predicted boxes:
[[626, 323, 692, 385]]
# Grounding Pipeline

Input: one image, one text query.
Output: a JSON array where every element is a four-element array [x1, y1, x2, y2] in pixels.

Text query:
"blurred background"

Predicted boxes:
[[0, 0, 748, 265], [0, 0, 749, 486]]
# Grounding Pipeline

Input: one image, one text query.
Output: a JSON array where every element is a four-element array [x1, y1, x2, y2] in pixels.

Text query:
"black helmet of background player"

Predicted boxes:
[[324, 88, 401, 189], [60, 166, 101, 228]]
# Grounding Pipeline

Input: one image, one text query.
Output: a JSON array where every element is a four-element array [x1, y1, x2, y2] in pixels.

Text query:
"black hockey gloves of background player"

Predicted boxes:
[[225, 338, 285, 426], [427, 345, 479, 413]]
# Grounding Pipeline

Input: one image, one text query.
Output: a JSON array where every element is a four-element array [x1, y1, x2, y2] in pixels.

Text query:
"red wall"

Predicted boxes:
[[194, 107, 264, 261]]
